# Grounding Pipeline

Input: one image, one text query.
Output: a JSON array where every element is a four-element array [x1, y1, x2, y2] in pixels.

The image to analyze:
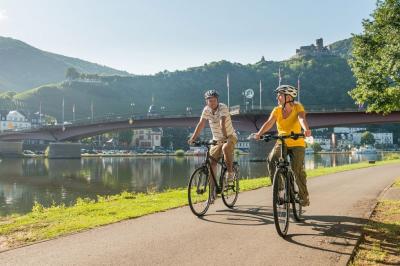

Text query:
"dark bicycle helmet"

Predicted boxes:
[[204, 89, 220, 99]]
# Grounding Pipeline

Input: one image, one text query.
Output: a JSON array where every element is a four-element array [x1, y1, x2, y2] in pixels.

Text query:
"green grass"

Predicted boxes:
[[384, 153, 400, 161], [1, 159, 399, 250], [350, 199, 400, 266]]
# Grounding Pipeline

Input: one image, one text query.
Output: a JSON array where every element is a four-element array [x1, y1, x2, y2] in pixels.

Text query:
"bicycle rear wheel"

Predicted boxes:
[[272, 168, 290, 237], [188, 166, 211, 217], [222, 163, 240, 208], [290, 171, 302, 222]]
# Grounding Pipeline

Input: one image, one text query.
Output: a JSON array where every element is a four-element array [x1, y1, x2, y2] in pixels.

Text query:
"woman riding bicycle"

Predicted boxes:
[[253, 85, 312, 207]]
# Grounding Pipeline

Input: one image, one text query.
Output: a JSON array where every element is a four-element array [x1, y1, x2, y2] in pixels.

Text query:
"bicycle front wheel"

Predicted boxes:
[[272, 168, 290, 237], [188, 166, 211, 217], [222, 163, 240, 208]]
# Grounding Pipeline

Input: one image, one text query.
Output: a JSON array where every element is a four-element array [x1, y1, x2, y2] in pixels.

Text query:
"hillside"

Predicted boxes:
[[13, 57, 355, 121], [0, 37, 356, 121], [0, 36, 130, 92]]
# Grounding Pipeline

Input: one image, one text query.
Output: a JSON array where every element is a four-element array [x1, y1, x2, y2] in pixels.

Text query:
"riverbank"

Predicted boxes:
[[349, 177, 400, 265], [1, 159, 399, 252], [316, 151, 351, 154], [9, 150, 400, 158], [18, 152, 239, 158]]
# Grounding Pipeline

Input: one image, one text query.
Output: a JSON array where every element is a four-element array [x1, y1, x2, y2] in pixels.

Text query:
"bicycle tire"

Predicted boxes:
[[188, 166, 211, 217], [272, 168, 290, 237], [222, 163, 240, 208]]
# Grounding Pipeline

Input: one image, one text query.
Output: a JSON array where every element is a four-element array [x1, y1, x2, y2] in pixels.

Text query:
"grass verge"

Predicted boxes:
[[349, 177, 400, 266], [1, 159, 399, 251]]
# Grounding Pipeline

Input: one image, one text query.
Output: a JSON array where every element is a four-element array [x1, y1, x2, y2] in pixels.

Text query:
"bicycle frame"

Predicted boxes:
[[202, 146, 227, 194], [262, 133, 304, 199]]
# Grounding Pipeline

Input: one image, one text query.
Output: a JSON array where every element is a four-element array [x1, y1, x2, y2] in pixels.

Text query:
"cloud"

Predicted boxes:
[[0, 9, 8, 21]]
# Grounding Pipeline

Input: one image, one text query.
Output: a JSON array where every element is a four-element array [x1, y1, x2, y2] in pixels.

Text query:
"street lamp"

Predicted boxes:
[[130, 102, 135, 116], [186, 106, 192, 116], [160, 106, 166, 116]]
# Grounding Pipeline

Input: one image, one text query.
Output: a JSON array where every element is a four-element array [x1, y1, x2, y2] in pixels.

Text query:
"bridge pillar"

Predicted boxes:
[[46, 143, 82, 159], [0, 141, 23, 157], [249, 139, 275, 162]]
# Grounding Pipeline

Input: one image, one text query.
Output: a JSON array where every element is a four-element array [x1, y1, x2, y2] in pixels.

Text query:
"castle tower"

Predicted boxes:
[[316, 38, 324, 50]]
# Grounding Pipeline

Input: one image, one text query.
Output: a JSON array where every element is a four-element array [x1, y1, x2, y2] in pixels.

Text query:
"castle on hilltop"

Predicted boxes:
[[295, 38, 331, 57]]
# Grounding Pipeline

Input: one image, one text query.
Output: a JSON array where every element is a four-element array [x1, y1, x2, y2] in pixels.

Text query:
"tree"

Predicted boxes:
[[118, 130, 133, 146], [349, 0, 400, 114], [310, 142, 322, 152], [360, 131, 375, 145], [65, 67, 80, 80], [161, 127, 190, 150]]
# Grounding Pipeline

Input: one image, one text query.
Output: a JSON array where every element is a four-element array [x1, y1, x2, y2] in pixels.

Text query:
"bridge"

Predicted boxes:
[[1, 105, 399, 142]]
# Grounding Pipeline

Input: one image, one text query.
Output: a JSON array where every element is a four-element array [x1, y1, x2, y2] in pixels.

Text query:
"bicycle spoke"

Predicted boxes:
[[222, 164, 239, 208], [273, 169, 289, 237], [188, 167, 210, 216]]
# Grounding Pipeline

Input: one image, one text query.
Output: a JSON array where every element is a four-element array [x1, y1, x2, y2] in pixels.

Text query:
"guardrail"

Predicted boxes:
[[229, 104, 364, 114], [0, 105, 367, 134]]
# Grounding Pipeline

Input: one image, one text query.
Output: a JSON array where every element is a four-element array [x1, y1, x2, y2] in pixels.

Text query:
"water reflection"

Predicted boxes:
[[0, 152, 390, 216]]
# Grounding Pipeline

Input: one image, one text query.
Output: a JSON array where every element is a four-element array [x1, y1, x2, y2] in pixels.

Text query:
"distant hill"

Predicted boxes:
[[12, 53, 356, 121], [0, 37, 356, 121], [0, 36, 131, 92]]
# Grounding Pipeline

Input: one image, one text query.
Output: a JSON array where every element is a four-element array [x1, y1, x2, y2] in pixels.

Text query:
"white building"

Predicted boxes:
[[132, 128, 163, 149], [333, 127, 366, 134], [0, 110, 31, 132], [373, 133, 393, 145]]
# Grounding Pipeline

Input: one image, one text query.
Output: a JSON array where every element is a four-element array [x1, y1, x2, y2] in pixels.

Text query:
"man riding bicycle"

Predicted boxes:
[[188, 90, 238, 203], [253, 85, 312, 207]]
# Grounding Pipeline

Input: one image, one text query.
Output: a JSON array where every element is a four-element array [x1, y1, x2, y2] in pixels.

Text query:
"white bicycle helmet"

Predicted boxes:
[[204, 90, 220, 99], [275, 85, 298, 98]]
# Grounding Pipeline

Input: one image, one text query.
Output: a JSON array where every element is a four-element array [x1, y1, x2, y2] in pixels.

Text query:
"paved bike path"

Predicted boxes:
[[1, 164, 399, 265]]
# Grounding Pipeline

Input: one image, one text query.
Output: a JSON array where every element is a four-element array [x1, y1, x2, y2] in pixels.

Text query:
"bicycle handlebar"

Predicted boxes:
[[260, 132, 305, 142], [191, 139, 227, 147]]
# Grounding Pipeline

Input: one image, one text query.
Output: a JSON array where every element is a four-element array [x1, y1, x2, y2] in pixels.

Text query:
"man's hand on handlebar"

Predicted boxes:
[[247, 133, 261, 140]]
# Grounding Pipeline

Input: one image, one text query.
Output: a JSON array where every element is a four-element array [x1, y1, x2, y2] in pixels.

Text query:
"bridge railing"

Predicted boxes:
[[230, 104, 364, 114], [0, 105, 366, 134], [27, 109, 204, 131]]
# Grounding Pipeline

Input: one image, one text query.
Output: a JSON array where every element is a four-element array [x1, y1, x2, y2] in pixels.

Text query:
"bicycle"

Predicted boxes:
[[260, 132, 304, 237], [187, 140, 240, 217]]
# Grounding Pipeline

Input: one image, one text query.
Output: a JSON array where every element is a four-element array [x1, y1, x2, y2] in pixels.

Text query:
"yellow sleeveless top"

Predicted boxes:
[[271, 102, 306, 147]]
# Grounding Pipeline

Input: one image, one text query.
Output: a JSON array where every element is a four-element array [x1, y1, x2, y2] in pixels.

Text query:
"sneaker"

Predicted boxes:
[[226, 172, 235, 182], [209, 197, 215, 204], [277, 197, 285, 205]]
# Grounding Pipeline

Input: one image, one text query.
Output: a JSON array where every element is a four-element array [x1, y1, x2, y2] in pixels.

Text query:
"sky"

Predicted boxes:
[[0, 0, 377, 75]]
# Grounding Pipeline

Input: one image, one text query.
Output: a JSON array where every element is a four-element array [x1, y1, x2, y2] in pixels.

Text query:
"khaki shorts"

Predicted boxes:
[[209, 135, 238, 160]]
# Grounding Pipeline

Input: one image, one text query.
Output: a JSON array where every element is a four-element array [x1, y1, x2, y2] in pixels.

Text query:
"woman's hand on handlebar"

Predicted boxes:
[[187, 137, 195, 145]]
